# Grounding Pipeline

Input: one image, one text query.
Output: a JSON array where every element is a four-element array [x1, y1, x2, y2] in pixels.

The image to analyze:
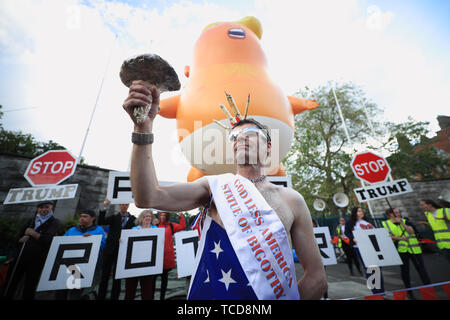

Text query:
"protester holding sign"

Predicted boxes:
[[3, 200, 61, 300], [152, 212, 186, 300], [64, 209, 107, 248], [124, 210, 157, 300], [382, 208, 430, 299], [418, 199, 450, 263], [97, 198, 136, 300], [337, 217, 362, 277], [122, 84, 327, 300], [55, 209, 106, 300], [345, 206, 385, 295]]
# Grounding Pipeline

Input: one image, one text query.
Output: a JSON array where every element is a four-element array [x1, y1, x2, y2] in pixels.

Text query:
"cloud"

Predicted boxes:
[[365, 4, 394, 31], [252, 0, 448, 132]]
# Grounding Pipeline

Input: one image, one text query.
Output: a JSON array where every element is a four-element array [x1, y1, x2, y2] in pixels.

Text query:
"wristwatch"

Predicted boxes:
[[132, 132, 154, 145]]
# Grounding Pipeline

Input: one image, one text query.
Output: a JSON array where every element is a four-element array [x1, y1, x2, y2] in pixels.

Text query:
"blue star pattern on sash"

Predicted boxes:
[[188, 219, 258, 300]]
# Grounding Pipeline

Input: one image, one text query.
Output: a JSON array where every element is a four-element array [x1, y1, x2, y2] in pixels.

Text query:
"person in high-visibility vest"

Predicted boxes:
[[382, 208, 431, 296], [418, 199, 450, 263], [336, 217, 362, 276]]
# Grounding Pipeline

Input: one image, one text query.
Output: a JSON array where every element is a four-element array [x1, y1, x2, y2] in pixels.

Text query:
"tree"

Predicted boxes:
[[383, 118, 449, 180], [283, 81, 384, 215], [284, 82, 449, 217], [0, 105, 86, 164]]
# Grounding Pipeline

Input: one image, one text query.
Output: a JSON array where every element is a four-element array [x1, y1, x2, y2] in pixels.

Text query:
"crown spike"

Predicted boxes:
[[213, 119, 230, 130], [219, 104, 236, 125], [244, 94, 250, 119], [225, 91, 242, 121]]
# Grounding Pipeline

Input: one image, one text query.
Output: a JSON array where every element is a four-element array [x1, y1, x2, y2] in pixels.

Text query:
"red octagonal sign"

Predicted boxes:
[[351, 151, 391, 184], [24, 150, 78, 186]]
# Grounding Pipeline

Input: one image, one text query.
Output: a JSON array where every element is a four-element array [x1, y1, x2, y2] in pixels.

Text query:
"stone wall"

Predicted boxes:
[[367, 178, 450, 221], [0, 153, 117, 223]]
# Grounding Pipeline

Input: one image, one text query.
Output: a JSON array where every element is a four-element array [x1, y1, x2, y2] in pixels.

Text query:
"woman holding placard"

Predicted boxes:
[[153, 212, 186, 300], [345, 207, 385, 295], [124, 210, 157, 300]]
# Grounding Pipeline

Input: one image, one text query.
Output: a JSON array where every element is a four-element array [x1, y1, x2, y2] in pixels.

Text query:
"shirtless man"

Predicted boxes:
[[122, 81, 327, 299]]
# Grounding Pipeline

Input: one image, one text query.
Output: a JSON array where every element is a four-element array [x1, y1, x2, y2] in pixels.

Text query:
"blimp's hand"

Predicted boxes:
[[123, 80, 160, 132]]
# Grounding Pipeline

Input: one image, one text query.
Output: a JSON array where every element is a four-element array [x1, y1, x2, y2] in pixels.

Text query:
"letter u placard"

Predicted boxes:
[[37, 235, 102, 291]]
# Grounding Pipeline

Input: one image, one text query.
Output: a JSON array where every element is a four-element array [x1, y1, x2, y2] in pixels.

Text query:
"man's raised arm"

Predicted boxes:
[[123, 80, 210, 211]]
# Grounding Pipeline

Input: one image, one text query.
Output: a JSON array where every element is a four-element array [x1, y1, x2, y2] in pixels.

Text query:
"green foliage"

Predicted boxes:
[[284, 81, 381, 215], [285, 82, 448, 217], [0, 217, 20, 245], [0, 217, 20, 257], [62, 216, 80, 234], [383, 117, 449, 180]]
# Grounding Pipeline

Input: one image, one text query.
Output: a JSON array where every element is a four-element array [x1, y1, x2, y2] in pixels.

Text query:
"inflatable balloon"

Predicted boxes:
[[159, 16, 318, 182]]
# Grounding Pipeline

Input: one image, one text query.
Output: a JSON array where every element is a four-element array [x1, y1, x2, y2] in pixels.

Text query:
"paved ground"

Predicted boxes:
[[303, 251, 450, 300]]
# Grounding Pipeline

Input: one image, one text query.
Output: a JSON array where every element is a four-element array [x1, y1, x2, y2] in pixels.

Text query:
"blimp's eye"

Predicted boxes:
[[228, 28, 245, 39]]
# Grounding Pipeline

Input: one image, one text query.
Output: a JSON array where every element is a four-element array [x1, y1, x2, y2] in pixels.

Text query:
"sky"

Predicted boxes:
[[1, 0, 449, 213]]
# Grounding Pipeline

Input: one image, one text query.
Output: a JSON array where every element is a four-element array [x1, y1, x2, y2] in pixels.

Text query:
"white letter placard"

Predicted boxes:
[[352, 228, 402, 267], [115, 228, 165, 279], [174, 230, 199, 278], [37, 235, 101, 291], [106, 171, 175, 204], [313, 227, 337, 265], [106, 171, 132, 205]]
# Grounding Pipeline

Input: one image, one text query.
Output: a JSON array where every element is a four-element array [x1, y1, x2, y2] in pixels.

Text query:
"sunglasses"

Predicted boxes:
[[229, 127, 268, 142]]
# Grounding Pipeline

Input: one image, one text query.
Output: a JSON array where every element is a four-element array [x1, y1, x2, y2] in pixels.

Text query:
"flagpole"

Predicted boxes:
[[332, 82, 375, 219], [77, 34, 118, 165], [331, 84, 351, 143]]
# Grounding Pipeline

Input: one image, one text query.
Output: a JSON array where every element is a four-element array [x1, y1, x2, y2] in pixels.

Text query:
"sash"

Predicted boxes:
[[207, 173, 299, 300], [187, 215, 258, 300]]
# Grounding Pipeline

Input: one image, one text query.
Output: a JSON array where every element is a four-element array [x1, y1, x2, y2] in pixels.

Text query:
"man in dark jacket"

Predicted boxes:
[[97, 198, 136, 300], [3, 200, 61, 300]]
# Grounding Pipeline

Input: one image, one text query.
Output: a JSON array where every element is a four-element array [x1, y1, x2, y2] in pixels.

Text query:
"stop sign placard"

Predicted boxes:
[[24, 150, 78, 186], [351, 151, 391, 184]]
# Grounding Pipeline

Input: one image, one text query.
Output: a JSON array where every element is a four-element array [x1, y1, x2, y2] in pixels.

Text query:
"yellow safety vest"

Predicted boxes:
[[382, 219, 422, 254], [424, 208, 450, 250], [336, 226, 342, 248]]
